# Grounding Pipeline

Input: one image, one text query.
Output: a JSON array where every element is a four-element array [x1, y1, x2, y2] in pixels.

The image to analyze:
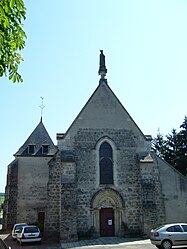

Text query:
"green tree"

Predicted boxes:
[[176, 116, 187, 175], [0, 0, 26, 83], [179, 116, 187, 154], [152, 129, 166, 158], [164, 128, 182, 167], [153, 117, 187, 176]]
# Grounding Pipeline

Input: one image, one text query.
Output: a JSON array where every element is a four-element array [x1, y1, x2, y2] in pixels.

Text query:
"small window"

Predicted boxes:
[[166, 225, 183, 232], [28, 145, 35, 154], [42, 145, 49, 154], [181, 225, 187, 232]]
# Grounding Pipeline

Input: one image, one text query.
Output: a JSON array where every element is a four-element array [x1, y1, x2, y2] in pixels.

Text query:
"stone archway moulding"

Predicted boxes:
[[91, 188, 124, 209], [90, 188, 124, 237]]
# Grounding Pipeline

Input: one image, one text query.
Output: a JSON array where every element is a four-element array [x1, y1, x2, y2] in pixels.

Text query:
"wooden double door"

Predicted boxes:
[[100, 208, 114, 237]]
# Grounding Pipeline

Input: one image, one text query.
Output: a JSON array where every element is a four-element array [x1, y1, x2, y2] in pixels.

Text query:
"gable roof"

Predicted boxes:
[[15, 119, 57, 156], [62, 81, 151, 142]]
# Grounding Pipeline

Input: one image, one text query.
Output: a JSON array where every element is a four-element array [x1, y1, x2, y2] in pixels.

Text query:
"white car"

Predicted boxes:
[[16, 225, 42, 245], [11, 223, 27, 240], [150, 223, 187, 249]]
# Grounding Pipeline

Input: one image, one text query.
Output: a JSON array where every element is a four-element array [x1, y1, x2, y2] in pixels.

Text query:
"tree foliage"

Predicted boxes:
[[152, 116, 187, 176], [0, 0, 26, 83]]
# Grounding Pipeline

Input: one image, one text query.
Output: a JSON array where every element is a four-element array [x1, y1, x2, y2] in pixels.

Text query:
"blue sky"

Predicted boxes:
[[0, 0, 187, 192]]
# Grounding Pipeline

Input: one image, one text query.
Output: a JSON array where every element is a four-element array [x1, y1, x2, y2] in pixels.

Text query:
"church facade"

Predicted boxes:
[[3, 51, 187, 242]]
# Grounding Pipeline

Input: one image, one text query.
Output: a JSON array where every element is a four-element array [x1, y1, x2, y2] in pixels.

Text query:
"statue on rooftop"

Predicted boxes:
[[98, 50, 107, 79]]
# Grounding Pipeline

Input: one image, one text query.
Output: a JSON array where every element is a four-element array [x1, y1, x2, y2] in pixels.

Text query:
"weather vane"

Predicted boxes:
[[39, 97, 45, 120]]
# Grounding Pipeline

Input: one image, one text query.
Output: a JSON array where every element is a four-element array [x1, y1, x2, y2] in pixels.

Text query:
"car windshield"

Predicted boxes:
[[15, 224, 26, 230], [166, 225, 183, 232], [24, 227, 39, 233]]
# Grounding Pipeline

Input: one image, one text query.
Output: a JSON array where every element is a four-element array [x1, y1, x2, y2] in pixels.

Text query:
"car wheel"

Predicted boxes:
[[161, 240, 172, 249]]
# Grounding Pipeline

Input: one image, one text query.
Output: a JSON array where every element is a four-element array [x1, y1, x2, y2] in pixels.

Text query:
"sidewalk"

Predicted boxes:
[[0, 234, 9, 241], [61, 237, 150, 249]]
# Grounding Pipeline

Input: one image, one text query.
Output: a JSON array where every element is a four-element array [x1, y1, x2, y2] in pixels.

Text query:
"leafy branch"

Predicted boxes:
[[0, 0, 26, 83]]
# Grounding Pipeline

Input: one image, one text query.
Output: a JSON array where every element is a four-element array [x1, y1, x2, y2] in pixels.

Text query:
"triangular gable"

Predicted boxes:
[[62, 82, 151, 143]]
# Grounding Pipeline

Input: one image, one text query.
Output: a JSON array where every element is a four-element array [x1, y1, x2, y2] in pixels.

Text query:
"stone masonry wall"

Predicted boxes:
[[16, 157, 51, 224], [60, 161, 78, 241], [60, 183, 78, 242], [116, 147, 143, 234], [73, 128, 145, 236], [45, 153, 61, 241], [140, 158, 166, 235], [3, 161, 18, 230]]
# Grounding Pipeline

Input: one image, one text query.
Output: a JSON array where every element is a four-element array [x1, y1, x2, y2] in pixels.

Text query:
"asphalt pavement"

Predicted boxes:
[[60, 237, 153, 249], [0, 233, 156, 249]]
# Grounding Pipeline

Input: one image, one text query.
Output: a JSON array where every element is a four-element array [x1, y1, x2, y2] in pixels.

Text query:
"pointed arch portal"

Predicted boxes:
[[91, 189, 124, 237]]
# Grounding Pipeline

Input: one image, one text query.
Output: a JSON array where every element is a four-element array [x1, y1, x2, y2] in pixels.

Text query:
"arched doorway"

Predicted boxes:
[[91, 189, 124, 237]]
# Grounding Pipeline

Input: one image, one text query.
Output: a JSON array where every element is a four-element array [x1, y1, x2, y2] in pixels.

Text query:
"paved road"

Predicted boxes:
[[1, 233, 187, 249], [0, 234, 60, 249], [60, 237, 154, 249]]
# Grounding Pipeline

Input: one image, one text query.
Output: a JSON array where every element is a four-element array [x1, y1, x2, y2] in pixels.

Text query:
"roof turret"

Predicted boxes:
[[15, 119, 57, 156]]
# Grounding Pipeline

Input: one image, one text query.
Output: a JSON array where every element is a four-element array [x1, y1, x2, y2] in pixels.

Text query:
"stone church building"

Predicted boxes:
[[3, 51, 187, 242]]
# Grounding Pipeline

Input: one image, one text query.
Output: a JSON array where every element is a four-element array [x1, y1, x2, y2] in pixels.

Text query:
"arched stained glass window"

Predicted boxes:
[[99, 142, 113, 184]]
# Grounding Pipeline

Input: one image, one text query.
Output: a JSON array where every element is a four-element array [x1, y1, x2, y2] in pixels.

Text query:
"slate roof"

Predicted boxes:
[[15, 119, 57, 156]]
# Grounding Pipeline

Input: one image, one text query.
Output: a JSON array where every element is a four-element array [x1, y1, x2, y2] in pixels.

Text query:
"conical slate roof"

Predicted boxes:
[[15, 119, 57, 156]]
